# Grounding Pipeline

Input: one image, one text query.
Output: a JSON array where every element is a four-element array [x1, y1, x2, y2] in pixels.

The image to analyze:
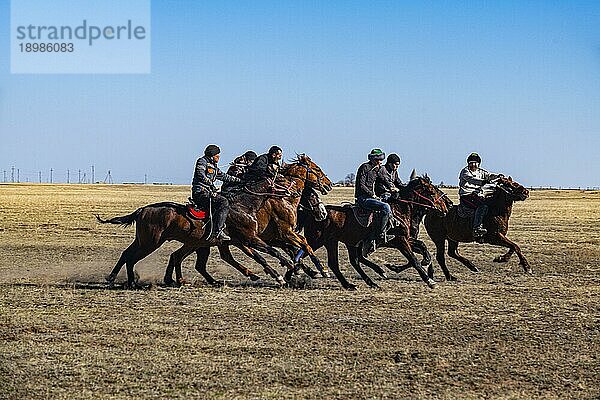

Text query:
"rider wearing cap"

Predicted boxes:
[[355, 149, 393, 254], [459, 152, 501, 239], [375, 153, 404, 201], [245, 146, 283, 181], [192, 145, 243, 242]]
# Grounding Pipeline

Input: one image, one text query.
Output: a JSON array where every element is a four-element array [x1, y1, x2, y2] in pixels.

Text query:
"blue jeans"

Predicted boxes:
[[356, 197, 392, 216]]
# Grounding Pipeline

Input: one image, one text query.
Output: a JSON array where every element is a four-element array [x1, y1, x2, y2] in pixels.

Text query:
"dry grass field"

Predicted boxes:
[[1, 183, 599, 399]]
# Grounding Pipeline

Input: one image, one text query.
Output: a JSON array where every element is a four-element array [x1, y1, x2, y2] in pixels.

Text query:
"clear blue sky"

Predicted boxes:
[[1, 1, 599, 187]]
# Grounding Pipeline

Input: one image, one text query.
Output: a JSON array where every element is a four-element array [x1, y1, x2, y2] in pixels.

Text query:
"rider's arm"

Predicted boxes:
[[216, 167, 242, 183]]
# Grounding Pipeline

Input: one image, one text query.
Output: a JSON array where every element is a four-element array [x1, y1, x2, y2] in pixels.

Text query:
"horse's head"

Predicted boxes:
[[300, 186, 328, 221], [401, 174, 449, 215], [282, 154, 332, 194], [494, 176, 529, 202]]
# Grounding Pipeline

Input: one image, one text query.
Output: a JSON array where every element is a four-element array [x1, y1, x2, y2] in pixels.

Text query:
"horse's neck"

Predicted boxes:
[[284, 176, 305, 205], [493, 191, 513, 218]]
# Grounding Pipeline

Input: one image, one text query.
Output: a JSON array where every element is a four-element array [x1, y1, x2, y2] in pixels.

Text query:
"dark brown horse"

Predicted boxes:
[[96, 180, 290, 288], [162, 155, 333, 286], [424, 176, 530, 281], [303, 177, 448, 290]]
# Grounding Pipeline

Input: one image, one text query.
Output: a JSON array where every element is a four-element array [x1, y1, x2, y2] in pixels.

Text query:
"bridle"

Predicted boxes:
[[286, 162, 329, 193], [396, 185, 447, 211]]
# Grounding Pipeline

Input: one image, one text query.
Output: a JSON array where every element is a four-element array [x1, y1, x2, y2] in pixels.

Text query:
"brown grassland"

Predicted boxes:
[[1, 183, 599, 399]]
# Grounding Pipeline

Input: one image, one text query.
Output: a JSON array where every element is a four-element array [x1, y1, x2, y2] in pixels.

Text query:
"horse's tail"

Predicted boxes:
[[96, 208, 142, 227]]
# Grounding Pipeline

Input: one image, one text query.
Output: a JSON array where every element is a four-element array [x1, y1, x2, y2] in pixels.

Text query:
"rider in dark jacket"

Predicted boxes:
[[226, 150, 258, 178], [245, 146, 283, 181], [375, 153, 403, 201], [192, 145, 242, 242], [355, 149, 393, 255]]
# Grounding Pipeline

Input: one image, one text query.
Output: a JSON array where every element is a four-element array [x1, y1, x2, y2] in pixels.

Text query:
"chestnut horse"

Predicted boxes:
[[162, 155, 333, 286], [424, 176, 530, 281], [303, 176, 448, 290]]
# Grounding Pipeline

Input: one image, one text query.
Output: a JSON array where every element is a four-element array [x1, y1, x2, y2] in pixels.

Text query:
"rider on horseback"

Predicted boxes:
[[245, 146, 283, 181], [227, 150, 258, 178], [375, 153, 404, 201], [192, 145, 242, 242], [459, 152, 502, 239], [355, 148, 394, 255]]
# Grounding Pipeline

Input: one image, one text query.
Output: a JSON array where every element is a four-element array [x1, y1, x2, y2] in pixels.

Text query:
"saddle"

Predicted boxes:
[[186, 198, 208, 220], [342, 204, 375, 228]]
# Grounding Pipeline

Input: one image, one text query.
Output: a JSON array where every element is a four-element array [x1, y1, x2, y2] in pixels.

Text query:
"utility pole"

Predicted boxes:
[[78, 169, 81, 184], [3, 170, 6, 182], [144, 174, 147, 184], [39, 171, 42, 183], [67, 169, 70, 184], [50, 168, 53, 184], [17, 169, 19, 183], [91, 165, 95, 184], [11, 166, 14, 183]]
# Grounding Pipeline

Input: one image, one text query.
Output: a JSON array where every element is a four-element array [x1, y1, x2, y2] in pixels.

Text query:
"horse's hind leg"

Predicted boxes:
[[347, 246, 379, 288], [447, 240, 479, 273], [107, 241, 138, 285], [218, 245, 260, 281]]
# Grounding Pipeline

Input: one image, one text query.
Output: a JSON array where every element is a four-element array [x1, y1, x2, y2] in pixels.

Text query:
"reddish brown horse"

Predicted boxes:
[[303, 176, 448, 290], [424, 176, 530, 281], [162, 155, 333, 286]]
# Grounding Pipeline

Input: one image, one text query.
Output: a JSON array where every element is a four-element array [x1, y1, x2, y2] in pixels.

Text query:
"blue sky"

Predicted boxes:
[[1, 1, 599, 187]]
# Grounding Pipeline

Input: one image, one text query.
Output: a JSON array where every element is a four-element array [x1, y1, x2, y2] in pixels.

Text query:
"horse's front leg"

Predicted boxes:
[[494, 248, 514, 263], [395, 235, 436, 289], [489, 233, 531, 274]]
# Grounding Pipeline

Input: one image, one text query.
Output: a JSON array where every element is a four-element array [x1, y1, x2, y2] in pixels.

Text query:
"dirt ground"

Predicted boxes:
[[1, 184, 599, 399]]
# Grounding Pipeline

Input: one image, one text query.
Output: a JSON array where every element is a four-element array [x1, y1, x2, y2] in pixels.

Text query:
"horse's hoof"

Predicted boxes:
[[249, 274, 260, 281], [426, 278, 437, 289], [379, 273, 389, 280], [163, 279, 177, 287], [494, 256, 508, 263], [105, 274, 116, 283], [524, 266, 533, 275], [276, 276, 286, 286], [446, 275, 458, 282], [320, 271, 332, 278], [368, 282, 380, 289], [178, 278, 189, 286], [343, 284, 357, 291], [304, 269, 319, 279]]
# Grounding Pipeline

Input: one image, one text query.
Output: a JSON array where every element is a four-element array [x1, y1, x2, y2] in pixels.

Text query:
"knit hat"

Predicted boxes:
[[368, 148, 385, 161], [204, 145, 221, 157]]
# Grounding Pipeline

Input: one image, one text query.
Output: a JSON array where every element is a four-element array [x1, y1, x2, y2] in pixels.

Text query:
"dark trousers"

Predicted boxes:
[[192, 192, 230, 235], [460, 193, 488, 229]]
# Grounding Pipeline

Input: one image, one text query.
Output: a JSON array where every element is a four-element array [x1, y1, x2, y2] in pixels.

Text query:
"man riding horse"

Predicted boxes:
[[245, 145, 283, 181], [355, 148, 394, 255], [375, 153, 403, 201], [192, 144, 242, 243], [459, 152, 502, 240]]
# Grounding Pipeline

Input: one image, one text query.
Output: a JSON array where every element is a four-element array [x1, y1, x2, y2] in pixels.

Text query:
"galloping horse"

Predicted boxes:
[[303, 176, 448, 290], [162, 155, 333, 286], [424, 176, 530, 281]]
